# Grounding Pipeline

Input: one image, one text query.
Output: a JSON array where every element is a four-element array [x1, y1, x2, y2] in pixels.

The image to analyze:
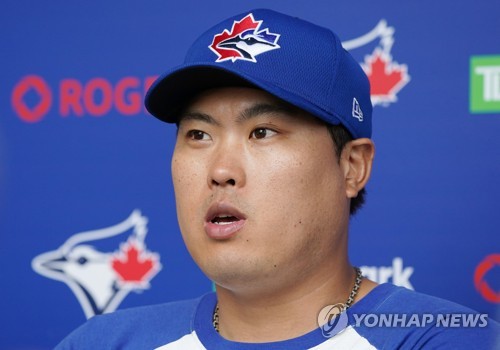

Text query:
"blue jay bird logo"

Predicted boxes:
[[209, 13, 281, 63], [32, 210, 161, 319]]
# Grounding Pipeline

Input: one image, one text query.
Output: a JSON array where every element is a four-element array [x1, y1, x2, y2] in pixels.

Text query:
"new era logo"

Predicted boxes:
[[352, 98, 363, 122]]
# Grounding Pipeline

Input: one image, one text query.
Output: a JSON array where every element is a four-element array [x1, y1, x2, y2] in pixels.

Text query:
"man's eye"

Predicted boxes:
[[251, 128, 277, 139], [187, 130, 210, 141]]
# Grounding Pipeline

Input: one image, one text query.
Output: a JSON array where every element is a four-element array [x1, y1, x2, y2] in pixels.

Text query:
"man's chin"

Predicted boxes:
[[208, 267, 289, 296]]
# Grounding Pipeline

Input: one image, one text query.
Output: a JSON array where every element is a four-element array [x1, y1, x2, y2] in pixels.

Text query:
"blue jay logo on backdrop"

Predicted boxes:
[[32, 210, 162, 319], [342, 20, 410, 107], [209, 13, 281, 63]]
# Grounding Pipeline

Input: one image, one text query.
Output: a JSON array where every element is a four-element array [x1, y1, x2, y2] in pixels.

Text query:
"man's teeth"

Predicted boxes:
[[212, 215, 238, 225]]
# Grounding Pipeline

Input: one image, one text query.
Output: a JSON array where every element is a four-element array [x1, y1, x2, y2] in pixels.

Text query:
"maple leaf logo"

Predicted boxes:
[[342, 20, 410, 107], [362, 48, 410, 106], [111, 239, 161, 288], [209, 13, 280, 63]]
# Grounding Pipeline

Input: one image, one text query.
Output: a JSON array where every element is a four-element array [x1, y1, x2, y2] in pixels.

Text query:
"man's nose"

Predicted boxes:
[[207, 141, 246, 189]]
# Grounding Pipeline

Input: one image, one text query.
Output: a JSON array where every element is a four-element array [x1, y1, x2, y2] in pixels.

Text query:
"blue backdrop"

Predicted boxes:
[[1, 1, 499, 348]]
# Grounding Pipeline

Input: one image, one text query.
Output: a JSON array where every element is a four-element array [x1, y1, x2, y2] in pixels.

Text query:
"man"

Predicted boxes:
[[56, 9, 499, 349]]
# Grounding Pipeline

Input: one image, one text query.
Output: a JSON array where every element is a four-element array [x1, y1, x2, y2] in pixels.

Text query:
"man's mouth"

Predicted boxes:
[[205, 203, 246, 239], [211, 215, 240, 225]]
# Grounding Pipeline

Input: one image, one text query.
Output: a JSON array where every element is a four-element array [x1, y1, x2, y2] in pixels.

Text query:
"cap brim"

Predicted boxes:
[[145, 63, 344, 128], [145, 64, 265, 122]]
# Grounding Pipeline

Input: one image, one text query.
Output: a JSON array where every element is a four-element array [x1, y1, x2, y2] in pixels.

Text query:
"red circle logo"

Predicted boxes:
[[474, 254, 500, 303], [11, 75, 52, 123]]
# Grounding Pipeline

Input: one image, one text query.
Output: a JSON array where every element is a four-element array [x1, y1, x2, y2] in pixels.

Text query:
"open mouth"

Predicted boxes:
[[211, 215, 240, 225], [206, 202, 246, 224], [205, 203, 246, 239]]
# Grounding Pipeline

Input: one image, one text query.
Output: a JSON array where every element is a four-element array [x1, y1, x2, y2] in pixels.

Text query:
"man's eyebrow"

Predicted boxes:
[[177, 112, 221, 127], [177, 102, 298, 126], [237, 103, 299, 123]]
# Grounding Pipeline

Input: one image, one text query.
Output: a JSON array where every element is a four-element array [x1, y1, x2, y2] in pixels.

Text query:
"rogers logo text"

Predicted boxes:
[[11, 75, 157, 123]]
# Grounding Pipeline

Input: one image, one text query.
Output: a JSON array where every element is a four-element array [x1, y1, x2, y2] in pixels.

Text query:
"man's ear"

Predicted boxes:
[[340, 138, 375, 198]]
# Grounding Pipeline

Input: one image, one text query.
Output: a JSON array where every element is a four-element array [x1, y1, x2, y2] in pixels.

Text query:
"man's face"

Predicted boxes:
[[171, 87, 351, 293]]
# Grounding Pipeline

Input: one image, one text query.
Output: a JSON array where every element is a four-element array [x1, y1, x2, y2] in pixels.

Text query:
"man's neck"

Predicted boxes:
[[214, 263, 377, 343]]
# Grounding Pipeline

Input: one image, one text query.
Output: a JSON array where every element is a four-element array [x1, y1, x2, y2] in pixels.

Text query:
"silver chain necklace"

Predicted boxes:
[[212, 266, 363, 333]]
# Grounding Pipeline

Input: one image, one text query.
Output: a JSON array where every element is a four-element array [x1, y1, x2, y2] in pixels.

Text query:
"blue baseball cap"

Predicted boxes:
[[145, 9, 372, 139]]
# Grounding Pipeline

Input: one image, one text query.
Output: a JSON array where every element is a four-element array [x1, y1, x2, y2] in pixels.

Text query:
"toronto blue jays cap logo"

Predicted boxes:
[[209, 13, 280, 63], [32, 210, 161, 319]]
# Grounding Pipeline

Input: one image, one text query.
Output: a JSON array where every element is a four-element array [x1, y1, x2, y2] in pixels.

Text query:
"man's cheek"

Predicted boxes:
[[172, 160, 198, 188]]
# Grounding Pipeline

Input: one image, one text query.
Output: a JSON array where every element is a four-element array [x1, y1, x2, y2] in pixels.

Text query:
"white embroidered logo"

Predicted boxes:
[[352, 98, 364, 122]]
